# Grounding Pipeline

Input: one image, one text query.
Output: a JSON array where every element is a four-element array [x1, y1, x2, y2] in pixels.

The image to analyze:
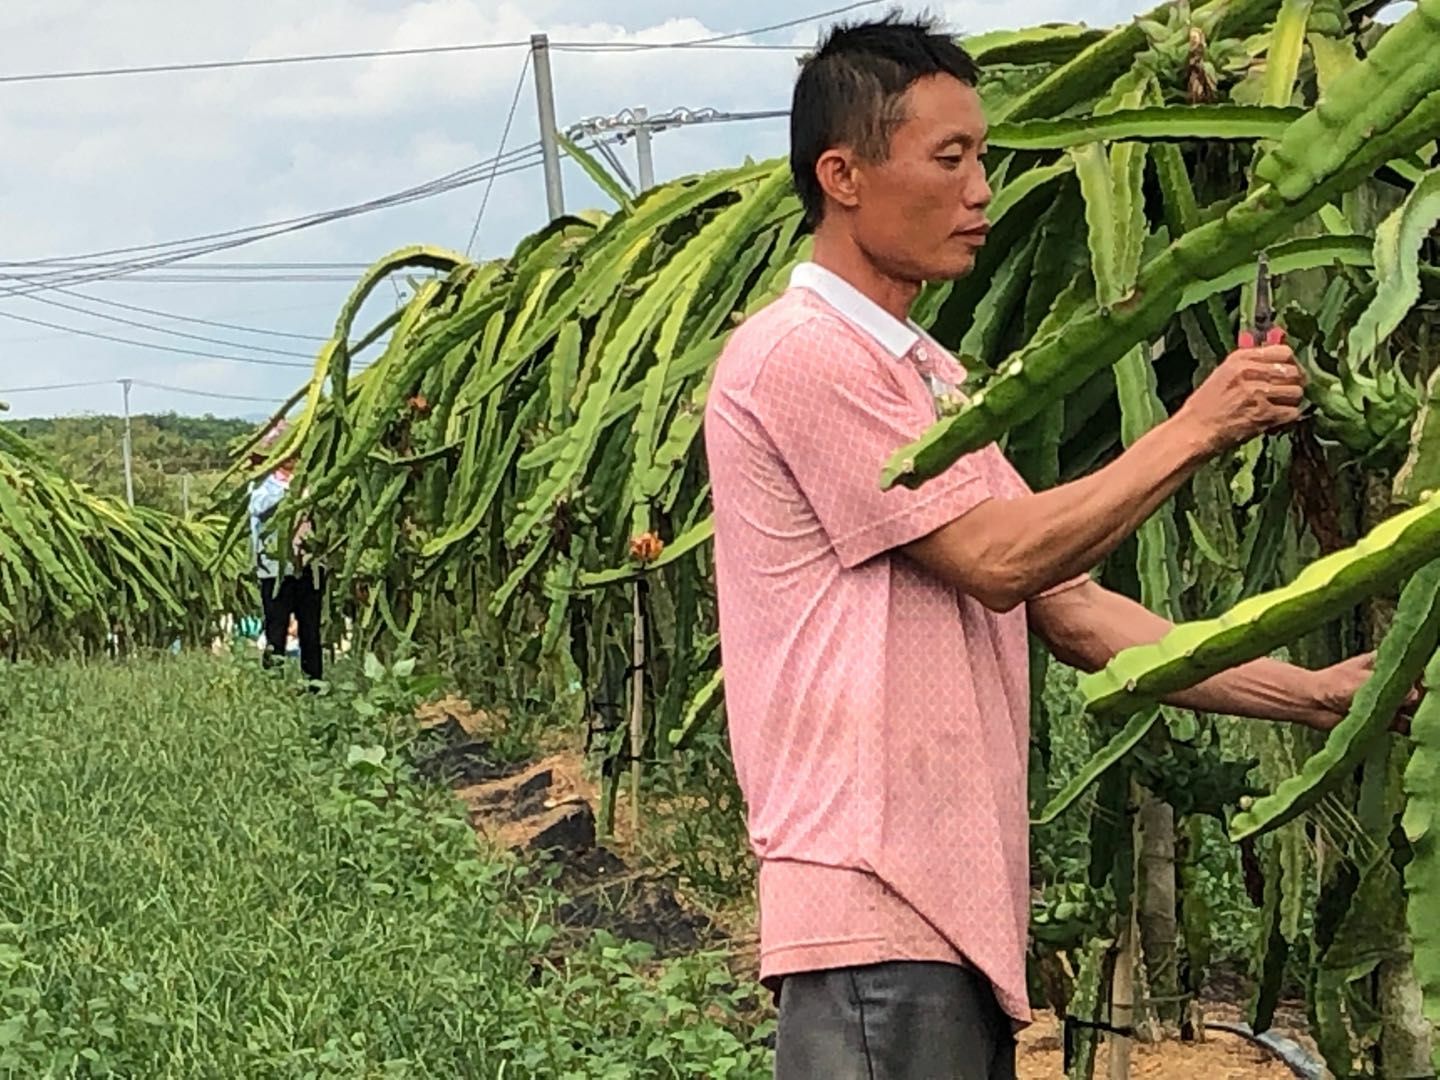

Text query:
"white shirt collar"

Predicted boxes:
[[788, 261, 924, 360]]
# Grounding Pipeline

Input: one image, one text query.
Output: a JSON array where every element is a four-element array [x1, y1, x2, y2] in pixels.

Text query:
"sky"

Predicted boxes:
[[0, 0, 1162, 422]]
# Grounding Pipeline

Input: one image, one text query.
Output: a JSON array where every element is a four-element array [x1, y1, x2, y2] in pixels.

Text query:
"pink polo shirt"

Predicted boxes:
[[704, 261, 1085, 1027]]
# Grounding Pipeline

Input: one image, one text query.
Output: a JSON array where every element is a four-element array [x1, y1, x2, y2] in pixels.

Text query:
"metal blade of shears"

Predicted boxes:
[[1251, 251, 1273, 342]]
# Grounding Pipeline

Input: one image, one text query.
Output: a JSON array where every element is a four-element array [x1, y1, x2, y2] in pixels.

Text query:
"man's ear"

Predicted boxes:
[[813, 146, 862, 214]]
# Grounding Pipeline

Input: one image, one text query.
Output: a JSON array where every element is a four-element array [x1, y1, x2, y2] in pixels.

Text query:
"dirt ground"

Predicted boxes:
[[1015, 1009, 1308, 1078], [415, 696, 1321, 1078]]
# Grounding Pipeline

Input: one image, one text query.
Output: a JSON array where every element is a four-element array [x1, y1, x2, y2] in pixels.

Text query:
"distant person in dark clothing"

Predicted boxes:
[[247, 421, 324, 682]]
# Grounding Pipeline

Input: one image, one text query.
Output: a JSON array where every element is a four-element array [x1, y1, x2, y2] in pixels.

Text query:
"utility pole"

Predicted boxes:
[[120, 378, 134, 507], [632, 107, 655, 192], [531, 33, 565, 219]]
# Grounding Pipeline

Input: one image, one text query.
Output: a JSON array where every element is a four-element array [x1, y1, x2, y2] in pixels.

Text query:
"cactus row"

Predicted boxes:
[[0, 423, 248, 658]]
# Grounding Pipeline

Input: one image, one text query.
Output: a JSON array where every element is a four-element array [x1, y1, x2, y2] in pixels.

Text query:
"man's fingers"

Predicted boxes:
[[1254, 344, 1294, 364], [1263, 384, 1306, 407], [1232, 344, 1295, 364], [1245, 361, 1306, 388]]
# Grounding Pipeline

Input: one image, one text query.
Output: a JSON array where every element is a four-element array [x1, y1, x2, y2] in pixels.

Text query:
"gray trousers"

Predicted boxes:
[[773, 961, 1018, 1079]]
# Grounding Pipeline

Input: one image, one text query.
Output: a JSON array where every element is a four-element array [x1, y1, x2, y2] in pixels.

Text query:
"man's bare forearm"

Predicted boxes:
[[904, 417, 1213, 608], [1029, 581, 1336, 728], [903, 343, 1309, 610]]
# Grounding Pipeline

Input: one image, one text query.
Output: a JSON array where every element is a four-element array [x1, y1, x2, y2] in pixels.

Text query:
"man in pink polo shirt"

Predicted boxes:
[[704, 13, 1383, 1079]]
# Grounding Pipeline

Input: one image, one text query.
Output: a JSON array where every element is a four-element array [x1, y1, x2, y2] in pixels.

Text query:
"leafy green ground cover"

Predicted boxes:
[[0, 651, 770, 1078]]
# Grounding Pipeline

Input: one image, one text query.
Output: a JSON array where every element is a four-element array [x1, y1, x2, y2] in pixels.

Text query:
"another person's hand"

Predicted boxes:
[[293, 518, 313, 558], [1172, 340, 1306, 456]]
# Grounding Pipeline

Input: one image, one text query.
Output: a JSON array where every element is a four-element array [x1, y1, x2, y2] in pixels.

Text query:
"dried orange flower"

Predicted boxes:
[[629, 531, 664, 563]]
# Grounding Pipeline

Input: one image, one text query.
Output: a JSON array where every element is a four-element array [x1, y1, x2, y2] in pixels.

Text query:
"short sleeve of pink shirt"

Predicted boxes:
[[748, 318, 995, 568]]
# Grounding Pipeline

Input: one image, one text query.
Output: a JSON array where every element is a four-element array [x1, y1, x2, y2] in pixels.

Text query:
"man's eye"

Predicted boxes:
[[937, 154, 963, 167]]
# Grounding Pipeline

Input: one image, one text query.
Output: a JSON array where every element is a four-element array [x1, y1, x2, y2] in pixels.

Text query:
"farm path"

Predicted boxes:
[[419, 693, 1324, 1079]]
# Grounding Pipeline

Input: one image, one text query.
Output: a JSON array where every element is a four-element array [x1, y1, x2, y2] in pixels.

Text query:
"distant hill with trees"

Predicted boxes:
[[1, 412, 258, 517]]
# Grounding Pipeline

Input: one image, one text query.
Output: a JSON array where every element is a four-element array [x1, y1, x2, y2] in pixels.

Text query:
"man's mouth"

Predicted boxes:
[[953, 223, 990, 242]]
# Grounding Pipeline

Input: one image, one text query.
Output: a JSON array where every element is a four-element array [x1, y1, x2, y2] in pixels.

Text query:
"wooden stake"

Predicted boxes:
[[629, 580, 645, 838], [1110, 783, 1143, 1080]]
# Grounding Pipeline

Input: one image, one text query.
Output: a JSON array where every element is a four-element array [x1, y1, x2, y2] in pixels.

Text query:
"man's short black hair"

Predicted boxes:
[[790, 10, 980, 227]]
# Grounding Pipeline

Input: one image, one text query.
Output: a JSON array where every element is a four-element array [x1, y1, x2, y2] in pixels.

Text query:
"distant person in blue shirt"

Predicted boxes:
[[248, 421, 324, 683]]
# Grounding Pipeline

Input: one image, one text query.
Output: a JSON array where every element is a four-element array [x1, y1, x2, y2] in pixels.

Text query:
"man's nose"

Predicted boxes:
[[967, 170, 992, 210]]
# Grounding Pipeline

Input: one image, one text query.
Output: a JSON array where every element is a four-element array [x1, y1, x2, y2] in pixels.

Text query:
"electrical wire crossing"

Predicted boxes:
[[9, 290, 319, 359], [556, 1, 885, 51], [0, 306, 315, 369], [467, 49, 532, 257], [0, 2, 886, 388], [0, 1, 885, 85], [0, 378, 117, 395], [0, 143, 550, 297], [0, 377, 286, 405], [130, 379, 287, 404], [27, 289, 332, 343]]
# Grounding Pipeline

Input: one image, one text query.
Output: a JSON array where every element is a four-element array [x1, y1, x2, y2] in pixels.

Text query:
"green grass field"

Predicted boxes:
[[0, 652, 770, 1078]]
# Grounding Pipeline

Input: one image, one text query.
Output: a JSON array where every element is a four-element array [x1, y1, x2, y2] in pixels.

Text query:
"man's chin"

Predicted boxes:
[[926, 253, 978, 281]]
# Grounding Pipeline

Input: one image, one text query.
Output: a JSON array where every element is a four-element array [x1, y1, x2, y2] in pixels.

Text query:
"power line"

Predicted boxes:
[[557, 1, 887, 51], [0, 2, 881, 86], [13, 291, 318, 358], [0, 39, 530, 85], [0, 132, 631, 298], [131, 379, 285, 404], [0, 306, 315, 369], [0, 145, 542, 273], [552, 42, 805, 52], [0, 145, 551, 296], [686, 1, 886, 44], [38, 288, 332, 343], [467, 50, 531, 257], [7, 274, 367, 285], [0, 379, 115, 394], [0, 377, 285, 405], [0, 260, 373, 271]]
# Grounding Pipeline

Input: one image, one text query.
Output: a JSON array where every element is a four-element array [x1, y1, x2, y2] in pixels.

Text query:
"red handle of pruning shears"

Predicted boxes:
[[1237, 251, 1286, 348]]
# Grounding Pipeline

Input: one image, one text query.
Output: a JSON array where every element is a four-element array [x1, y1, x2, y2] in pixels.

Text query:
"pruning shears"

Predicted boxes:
[[1238, 250, 1311, 432], [1238, 251, 1285, 349]]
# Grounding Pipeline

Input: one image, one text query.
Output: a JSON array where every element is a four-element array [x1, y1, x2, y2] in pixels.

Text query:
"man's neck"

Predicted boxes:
[[810, 231, 920, 324]]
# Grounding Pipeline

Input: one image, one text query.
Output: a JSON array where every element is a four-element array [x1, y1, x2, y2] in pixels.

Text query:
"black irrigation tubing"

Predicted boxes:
[[1060, 1015, 1328, 1078], [1202, 1020, 1328, 1079]]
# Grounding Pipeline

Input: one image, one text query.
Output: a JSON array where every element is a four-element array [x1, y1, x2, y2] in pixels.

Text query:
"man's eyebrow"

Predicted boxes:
[[935, 130, 988, 149]]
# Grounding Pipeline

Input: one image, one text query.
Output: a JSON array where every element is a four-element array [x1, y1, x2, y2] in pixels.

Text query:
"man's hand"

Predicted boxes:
[[1312, 652, 1374, 717], [1171, 342, 1307, 456], [1307, 651, 1421, 735]]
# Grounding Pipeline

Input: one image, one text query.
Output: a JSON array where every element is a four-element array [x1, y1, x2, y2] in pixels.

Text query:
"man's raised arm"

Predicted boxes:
[[901, 342, 1304, 611]]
